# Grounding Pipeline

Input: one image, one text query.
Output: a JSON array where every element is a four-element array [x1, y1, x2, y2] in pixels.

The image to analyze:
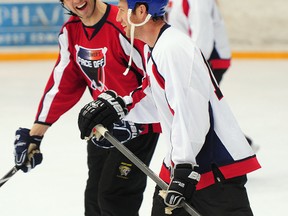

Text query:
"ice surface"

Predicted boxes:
[[0, 59, 287, 215]]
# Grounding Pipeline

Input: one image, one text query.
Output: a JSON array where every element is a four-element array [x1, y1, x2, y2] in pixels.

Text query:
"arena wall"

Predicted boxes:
[[1, 0, 287, 60]]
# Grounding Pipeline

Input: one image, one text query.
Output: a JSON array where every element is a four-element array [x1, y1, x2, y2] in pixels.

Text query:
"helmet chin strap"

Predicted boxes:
[[123, 9, 151, 75], [60, 0, 97, 19]]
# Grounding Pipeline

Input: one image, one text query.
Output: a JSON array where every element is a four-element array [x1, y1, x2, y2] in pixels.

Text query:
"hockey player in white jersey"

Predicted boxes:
[[78, 0, 261, 215], [166, 0, 231, 85], [166, 0, 259, 152]]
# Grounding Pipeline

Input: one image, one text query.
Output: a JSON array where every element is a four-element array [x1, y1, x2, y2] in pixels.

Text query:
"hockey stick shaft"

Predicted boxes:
[[94, 125, 201, 216], [0, 166, 19, 188]]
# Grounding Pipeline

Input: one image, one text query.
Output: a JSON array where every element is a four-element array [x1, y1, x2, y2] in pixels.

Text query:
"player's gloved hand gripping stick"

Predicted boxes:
[[0, 128, 43, 188], [90, 125, 201, 216]]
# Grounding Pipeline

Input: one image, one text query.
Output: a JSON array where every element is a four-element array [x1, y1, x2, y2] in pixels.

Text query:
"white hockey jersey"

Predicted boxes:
[[166, 0, 231, 69], [126, 25, 260, 190]]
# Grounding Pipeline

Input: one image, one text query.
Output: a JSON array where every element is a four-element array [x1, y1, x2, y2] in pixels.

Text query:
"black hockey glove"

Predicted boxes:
[[90, 120, 144, 149], [164, 164, 200, 208], [78, 90, 128, 139], [14, 128, 43, 173]]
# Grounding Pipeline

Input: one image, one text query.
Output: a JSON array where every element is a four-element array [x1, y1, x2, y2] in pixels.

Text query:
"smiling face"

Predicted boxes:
[[116, 0, 131, 38], [63, 0, 97, 25], [117, 0, 148, 39]]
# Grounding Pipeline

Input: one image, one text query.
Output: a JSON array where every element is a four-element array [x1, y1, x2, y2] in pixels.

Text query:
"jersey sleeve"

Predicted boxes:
[[123, 80, 161, 124], [160, 36, 212, 166], [122, 45, 161, 124], [35, 27, 87, 125]]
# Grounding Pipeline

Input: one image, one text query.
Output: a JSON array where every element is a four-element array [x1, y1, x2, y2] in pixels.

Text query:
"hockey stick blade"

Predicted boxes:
[[0, 166, 19, 188], [94, 125, 201, 216]]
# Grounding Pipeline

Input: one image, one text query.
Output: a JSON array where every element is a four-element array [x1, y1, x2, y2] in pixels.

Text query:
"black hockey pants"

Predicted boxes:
[[84, 130, 159, 216], [151, 169, 254, 216]]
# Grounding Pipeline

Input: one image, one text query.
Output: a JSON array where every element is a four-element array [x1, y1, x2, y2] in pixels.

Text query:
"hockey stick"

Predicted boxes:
[[0, 166, 19, 188], [93, 125, 201, 216], [0, 143, 38, 188]]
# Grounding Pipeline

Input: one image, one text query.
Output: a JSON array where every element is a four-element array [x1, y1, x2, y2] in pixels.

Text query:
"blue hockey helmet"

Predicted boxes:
[[127, 0, 168, 17]]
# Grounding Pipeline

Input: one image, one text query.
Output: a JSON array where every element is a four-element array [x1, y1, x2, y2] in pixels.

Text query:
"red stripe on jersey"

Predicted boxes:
[[159, 156, 261, 190], [152, 123, 162, 133], [195, 171, 215, 189], [209, 59, 231, 70], [126, 73, 151, 111], [159, 163, 171, 184], [152, 64, 165, 89], [182, 0, 189, 17], [218, 156, 261, 179], [151, 64, 175, 115], [127, 87, 145, 110], [182, 0, 192, 36], [142, 75, 149, 89], [197, 156, 261, 189]]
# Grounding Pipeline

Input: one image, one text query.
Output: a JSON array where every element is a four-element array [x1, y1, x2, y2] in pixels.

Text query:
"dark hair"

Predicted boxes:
[[134, 2, 164, 21], [135, 2, 149, 12], [59, 0, 77, 16]]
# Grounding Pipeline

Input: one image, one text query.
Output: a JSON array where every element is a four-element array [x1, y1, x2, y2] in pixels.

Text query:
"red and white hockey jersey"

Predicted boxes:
[[126, 25, 260, 190], [35, 4, 160, 133], [166, 0, 231, 70]]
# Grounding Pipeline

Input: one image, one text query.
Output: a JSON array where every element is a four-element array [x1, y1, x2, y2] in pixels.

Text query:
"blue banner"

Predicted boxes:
[[0, 3, 68, 46], [105, 1, 118, 5]]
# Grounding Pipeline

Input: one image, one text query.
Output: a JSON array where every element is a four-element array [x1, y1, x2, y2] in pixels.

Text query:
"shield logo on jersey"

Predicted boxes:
[[76, 45, 107, 90]]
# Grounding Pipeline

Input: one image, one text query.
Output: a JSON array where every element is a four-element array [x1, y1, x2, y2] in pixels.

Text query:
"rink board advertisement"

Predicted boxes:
[[0, 1, 117, 47], [0, 3, 67, 46]]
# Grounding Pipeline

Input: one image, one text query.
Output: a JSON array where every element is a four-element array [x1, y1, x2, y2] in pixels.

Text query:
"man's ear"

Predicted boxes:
[[135, 4, 148, 18]]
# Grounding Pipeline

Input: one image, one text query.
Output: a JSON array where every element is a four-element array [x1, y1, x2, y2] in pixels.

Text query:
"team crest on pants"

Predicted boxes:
[[117, 162, 132, 179], [76, 45, 107, 91]]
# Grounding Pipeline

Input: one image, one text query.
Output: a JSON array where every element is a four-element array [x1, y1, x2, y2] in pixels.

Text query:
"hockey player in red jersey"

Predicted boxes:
[[77, 0, 261, 215], [12, 0, 161, 216]]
